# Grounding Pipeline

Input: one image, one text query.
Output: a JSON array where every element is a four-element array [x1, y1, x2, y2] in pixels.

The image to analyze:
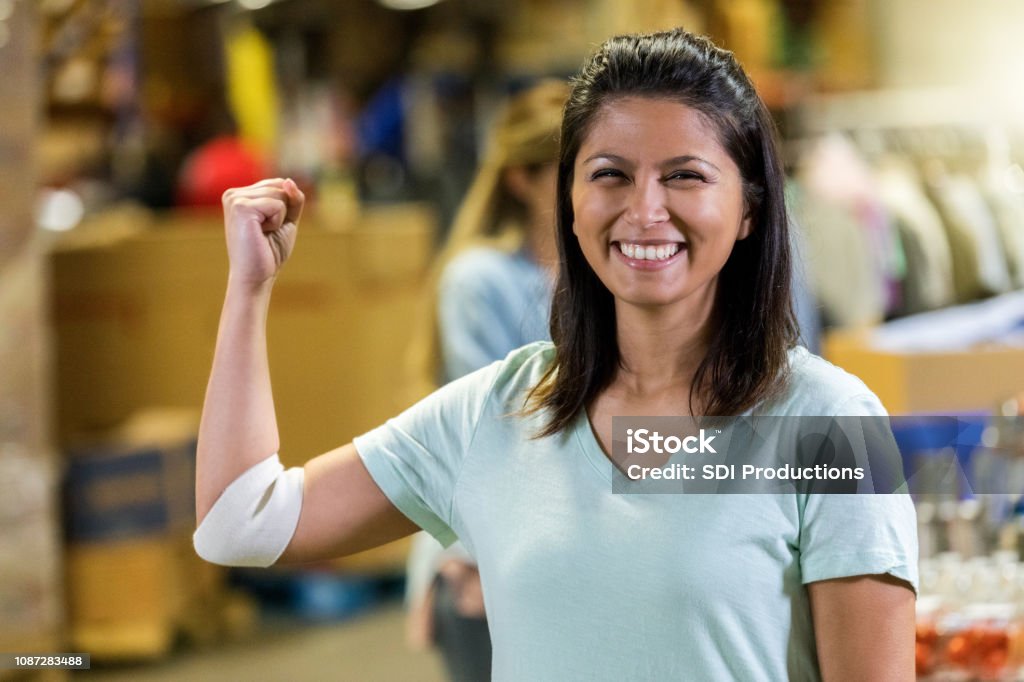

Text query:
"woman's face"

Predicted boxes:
[[571, 96, 752, 312]]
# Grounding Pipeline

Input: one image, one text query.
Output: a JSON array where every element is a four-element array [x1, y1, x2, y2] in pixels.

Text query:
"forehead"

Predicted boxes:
[[577, 96, 730, 163]]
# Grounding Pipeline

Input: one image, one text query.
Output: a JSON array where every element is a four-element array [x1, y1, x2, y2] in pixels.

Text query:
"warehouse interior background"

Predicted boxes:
[[2, 0, 1024, 679]]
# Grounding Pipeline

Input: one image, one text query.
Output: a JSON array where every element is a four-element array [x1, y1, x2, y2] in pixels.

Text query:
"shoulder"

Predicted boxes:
[[487, 341, 556, 404], [441, 247, 520, 286], [441, 247, 545, 292], [760, 346, 884, 416], [428, 340, 554, 410]]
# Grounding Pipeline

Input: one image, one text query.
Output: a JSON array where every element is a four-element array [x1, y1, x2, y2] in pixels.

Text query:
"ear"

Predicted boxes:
[[737, 212, 754, 241]]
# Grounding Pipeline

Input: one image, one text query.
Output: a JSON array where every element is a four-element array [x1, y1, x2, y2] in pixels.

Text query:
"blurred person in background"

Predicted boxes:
[[402, 79, 567, 682], [195, 28, 917, 680]]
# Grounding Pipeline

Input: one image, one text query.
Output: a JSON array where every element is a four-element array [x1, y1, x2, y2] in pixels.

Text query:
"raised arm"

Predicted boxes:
[[195, 179, 297, 521], [195, 179, 416, 566]]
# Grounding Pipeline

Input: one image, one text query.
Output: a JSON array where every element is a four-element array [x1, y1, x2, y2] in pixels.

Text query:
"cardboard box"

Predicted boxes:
[[61, 410, 241, 659], [51, 206, 436, 467], [0, 632, 67, 682], [823, 330, 1024, 414], [52, 207, 436, 578], [65, 535, 178, 660], [64, 409, 198, 542]]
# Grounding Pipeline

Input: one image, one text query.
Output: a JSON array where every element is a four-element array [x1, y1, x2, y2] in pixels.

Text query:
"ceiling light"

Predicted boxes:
[[237, 0, 275, 9], [36, 189, 85, 233], [377, 0, 441, 10]]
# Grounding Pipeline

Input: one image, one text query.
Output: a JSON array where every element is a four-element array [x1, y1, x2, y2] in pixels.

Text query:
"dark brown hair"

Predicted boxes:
[[529, 28, 798, 435]]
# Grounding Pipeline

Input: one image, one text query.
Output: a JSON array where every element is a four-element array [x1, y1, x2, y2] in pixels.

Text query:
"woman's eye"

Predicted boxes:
[[667, 171, 703, 181], [591, 169, 624, 181]]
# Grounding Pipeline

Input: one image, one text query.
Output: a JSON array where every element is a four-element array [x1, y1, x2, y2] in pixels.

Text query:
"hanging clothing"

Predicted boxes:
[[796, 134, 904, 315], [789, 181, 885, 327], [978, 169, 1024, 289], [924, 166, 1013, 302], [874, 156, 956, 314]]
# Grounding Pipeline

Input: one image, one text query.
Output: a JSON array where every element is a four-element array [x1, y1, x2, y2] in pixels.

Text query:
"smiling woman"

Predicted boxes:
[[531, 33, 795, 431], [194, 27, 917, 682], [571, 97, 752, 311]]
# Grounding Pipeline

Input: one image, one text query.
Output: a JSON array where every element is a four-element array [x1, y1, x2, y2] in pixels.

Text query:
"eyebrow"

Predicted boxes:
[[582, 153, 721, 173]]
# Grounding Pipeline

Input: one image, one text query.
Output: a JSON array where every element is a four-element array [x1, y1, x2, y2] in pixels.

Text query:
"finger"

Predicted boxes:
[[234, 197, 286, 232], [283, 178, 305, 226], [247, 177, 289, 190], [229, 186, 291, 204], [222, 178, 288, 199]]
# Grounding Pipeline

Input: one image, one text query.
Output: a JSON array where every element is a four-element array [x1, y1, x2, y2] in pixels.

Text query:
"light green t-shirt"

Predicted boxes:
[[354, 342, 918, 681]]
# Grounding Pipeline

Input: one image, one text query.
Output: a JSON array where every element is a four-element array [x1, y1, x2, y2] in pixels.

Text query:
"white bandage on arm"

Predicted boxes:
[[193, 453, 304, 567]]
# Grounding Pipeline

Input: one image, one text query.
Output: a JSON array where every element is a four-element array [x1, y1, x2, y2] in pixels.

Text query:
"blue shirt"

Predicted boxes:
[[437, 246, 551, 382]]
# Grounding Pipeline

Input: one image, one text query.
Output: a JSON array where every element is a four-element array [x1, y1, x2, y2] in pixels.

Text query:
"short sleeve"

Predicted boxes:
[[798, 392, 920, 594], [353, 361, 501, 547]]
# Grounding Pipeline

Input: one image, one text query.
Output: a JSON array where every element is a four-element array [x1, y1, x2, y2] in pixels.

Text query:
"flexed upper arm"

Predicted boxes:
[[281, 354, 507, 564], [281, 361, 507, 563], [194, 353, 504, 568], [193, 444, 416, 567], [276, 443, 419, 564]]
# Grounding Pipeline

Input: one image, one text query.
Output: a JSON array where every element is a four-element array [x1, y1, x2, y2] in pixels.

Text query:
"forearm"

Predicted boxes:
[[195, 276, 280, 522]]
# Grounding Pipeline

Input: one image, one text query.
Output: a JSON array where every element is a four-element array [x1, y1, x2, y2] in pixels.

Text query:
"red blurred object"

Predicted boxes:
[[916, 641, 933, 677], [947, 632, 971, 666], [176, 136, 269, 209], [916, 622, 938, 676], [943, 624, 1011, 676]]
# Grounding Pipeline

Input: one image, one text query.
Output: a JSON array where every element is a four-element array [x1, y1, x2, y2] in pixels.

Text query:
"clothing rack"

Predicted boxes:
[[794, 87, 1024, 135]]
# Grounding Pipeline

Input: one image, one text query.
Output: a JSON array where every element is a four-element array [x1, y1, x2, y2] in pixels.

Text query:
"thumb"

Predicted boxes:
[[283, 178, 305, 226]]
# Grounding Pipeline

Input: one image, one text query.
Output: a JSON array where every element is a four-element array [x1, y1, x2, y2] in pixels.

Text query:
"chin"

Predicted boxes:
[[614, 290, 686, 309]]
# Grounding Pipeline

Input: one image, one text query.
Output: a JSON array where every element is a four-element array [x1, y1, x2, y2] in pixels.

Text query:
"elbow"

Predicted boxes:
[[191, 456, 304, 568], [192, 522, 280, 568]]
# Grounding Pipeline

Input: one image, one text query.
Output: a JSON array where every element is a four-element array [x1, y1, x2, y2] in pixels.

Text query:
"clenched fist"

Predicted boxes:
[[222, 178, 305, 288]]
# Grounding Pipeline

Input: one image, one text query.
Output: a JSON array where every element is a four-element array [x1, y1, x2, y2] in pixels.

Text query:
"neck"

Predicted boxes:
[[612, 291, 717, 398]]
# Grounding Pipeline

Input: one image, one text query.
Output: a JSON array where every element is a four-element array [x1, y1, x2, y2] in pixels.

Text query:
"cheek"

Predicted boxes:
[[677, 191, 744, 240], [571, 185, 615, 234]]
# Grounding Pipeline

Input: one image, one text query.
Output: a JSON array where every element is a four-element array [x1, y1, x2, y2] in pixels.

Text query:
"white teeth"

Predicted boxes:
[[618, 240, 684, 259], [618, 242, 682, 261]]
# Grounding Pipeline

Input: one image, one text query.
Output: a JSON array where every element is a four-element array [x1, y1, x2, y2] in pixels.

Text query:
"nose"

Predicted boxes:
[[625, 176, 670, 228]]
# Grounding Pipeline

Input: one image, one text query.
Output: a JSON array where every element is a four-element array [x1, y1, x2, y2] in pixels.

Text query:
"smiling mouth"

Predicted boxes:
[[614, 241, 686, 262]]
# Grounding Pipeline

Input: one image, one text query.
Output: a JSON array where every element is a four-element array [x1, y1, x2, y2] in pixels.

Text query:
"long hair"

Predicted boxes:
[[403, 79, 568, 403], [528, 28, 799, 436]]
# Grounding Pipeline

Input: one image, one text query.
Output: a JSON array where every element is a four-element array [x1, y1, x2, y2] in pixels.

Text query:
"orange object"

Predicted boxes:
[[947, 633, 970, 666], [915, 641, 933, 677]]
